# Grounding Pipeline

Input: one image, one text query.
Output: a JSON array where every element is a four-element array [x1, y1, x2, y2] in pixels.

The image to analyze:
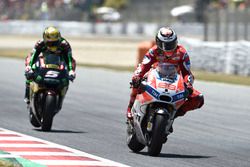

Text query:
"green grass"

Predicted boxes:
[[0, 159, 21, 167], [0, 48, 249, 86], [0, 48, 30, 59]]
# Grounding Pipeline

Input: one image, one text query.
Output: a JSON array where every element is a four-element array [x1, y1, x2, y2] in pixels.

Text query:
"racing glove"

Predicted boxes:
[[130, 75, 142, 88], [69, 70, 76, 82], [24, 66, 34, 80]]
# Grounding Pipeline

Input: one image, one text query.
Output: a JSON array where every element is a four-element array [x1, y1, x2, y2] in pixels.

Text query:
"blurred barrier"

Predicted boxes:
[[181, 38, 250, 76], [136, 40, 155, 68], [0, 20, 203, 38], [1, 21, 250, 76], [136, 38, 250, 76]]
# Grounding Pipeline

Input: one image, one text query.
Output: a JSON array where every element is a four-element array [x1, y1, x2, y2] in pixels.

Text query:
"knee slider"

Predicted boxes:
[[197, 94, 204, 108]]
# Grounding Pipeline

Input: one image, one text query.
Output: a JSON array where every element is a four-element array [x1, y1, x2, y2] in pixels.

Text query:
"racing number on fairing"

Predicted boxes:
[[136, 113, 141, 122], [158, 82, 176, 90], [45, 71, 59, 78]]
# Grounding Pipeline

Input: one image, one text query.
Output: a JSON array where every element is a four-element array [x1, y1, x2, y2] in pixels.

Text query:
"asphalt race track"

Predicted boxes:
[[0, 57, 250, 167]]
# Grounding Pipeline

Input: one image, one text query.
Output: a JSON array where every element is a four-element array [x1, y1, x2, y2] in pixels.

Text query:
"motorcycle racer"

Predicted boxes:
[[126, 27, 204, 124], [24, 26, 76, 103]]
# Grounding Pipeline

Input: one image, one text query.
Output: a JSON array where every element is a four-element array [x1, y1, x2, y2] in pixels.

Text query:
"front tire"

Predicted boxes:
[[41, 94, 56, 131], [147, 114, 168, 156]]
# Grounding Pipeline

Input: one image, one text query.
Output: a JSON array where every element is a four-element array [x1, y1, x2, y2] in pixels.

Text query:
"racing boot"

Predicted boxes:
[[169, 109, 186, 133], [126, 107, 133, 121], [169, 125, 173, 133], [24, 83, 30, 104], [174, 109, 186, 119]]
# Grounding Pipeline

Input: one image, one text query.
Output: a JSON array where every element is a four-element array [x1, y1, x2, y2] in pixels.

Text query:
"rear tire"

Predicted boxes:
[[41, 94, 56, 131], [147, 114, 167, 156]]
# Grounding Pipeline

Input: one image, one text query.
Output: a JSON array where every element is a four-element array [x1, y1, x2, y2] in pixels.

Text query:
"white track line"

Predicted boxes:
[[0, 144, 62, 148], [0, 128, 130, 167], [33, 160, 124, 166], [0, 137, 34, 140], [9, 152, 82, 156], [0, 154, 20, 158]]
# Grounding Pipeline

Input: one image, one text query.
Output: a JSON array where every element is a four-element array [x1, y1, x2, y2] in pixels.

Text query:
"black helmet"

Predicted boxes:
[[155, 27, 178, 51]]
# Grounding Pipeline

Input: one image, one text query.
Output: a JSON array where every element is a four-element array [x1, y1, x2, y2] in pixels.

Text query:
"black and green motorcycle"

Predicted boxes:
[[27, 52, 70, 131]]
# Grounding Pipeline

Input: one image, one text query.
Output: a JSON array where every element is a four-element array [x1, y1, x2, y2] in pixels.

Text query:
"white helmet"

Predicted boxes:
[[155, 27, 178, 51]]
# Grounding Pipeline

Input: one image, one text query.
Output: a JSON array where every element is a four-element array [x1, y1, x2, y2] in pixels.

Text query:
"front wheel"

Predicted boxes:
[[41, 94, 56, 131], [147, 114, 168, 156]]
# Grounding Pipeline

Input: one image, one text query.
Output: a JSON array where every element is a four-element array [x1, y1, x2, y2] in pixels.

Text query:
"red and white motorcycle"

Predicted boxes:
[[127, 63, 189, 156]]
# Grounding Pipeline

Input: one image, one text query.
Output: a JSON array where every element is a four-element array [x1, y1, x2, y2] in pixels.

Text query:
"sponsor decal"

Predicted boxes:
[[171, 56, 180, 61], [145, 85, 160, 99], [183, 60, 191, 71], [172, 92, 185, 102], [156, 55, 165, 61], [142, 55, 151, 64]]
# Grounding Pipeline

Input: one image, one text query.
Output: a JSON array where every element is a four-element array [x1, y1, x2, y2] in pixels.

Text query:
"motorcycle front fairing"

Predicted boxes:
[[29, 53, 69, 124], [32, 53, 69, 90], [134, 69, 186, 112]]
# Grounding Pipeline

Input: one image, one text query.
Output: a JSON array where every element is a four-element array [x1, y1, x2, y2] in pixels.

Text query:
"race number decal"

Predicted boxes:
[[45, 71, 59, 78]]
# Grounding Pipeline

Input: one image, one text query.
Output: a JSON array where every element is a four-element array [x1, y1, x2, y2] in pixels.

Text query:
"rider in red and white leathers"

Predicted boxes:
[[126, 27, 204, 121]]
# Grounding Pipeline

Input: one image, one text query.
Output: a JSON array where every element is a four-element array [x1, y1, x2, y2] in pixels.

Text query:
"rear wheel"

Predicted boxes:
[[126, 122, 145, 152], [41, 94, 56, 131], [147, 114, 168, 156]]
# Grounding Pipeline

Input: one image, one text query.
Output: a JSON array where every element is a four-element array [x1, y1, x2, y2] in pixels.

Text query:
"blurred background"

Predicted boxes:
[[1, 2, 250, 167], [0, 0, 250, 77], [1, 0, 250, 41]]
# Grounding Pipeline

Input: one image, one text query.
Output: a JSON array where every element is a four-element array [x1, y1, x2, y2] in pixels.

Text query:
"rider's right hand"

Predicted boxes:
[[130, 75, 142, 88], [25, 66, 34, 80]]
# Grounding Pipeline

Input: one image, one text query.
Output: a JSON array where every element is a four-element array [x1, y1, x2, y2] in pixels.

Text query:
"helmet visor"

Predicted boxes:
[[46, 40, 59, 47], [159, 40, 177, 51]]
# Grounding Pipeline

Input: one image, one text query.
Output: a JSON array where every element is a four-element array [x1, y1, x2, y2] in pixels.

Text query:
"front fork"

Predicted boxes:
[[146, 109, 171, 133], [146, 109, 175, 142]]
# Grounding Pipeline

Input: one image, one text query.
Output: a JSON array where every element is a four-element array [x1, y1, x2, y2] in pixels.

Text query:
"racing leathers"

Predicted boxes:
[[127, 44, 204, 119], [24, 37, 76, 103]]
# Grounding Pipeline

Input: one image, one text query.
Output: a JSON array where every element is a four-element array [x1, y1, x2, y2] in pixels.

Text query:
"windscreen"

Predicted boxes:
[[44, 54, 62, 68], [157, 62, 177, 79]]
